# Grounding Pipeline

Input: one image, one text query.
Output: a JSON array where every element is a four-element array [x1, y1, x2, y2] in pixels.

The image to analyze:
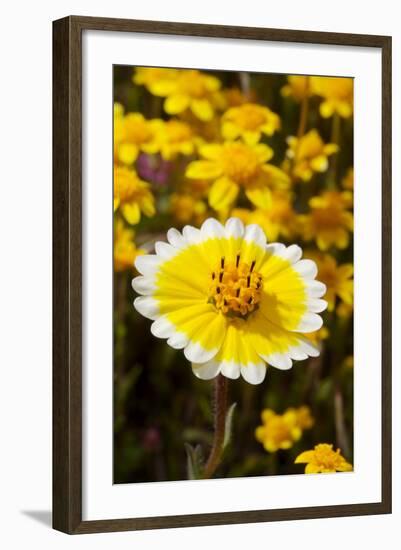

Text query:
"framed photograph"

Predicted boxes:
[[53, 16, 392, 534]]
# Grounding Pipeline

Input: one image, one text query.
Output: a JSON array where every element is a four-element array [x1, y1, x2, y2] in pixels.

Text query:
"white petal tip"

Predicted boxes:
[[191, 361, 221, 380], [240, 363, 267, 384]]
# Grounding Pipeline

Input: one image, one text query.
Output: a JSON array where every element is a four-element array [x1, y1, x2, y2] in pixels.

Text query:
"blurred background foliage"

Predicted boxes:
[[113, 66, 353, 483]]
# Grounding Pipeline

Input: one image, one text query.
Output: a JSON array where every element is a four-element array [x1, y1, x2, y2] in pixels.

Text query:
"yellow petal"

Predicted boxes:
[[199, 143, 223, 160], [337, 101, 353, 118], [320, 101, 334, 118], [245, 186, 272, 209], [209, 177, 239, 211], [190, 99, 214, 121], [164, 94, 190, 114], [295, 450, 315, 463], [117, 143, 139, 165], [122, 202, 141, 225], [186, 160, 222, 180], [310, 155, 329, 173], [148, 80, 177, 97], [221, 121, 240, 141], [243, 131, 261, 145], [140, 196, 156, 217], [113, 197, 120, 211], [305, 463, 321, 474]]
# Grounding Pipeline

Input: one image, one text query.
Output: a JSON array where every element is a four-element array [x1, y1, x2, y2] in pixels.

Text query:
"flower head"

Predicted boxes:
[[114, 219, 143, 272], [132, 218, 327, 384], [286, 129, 339, 182], [137, 68, 222, 121], [281, 76, 312, 102], [114, 166, 156, 225], [114, 108, 161, 165], [222, 103, 281, 144], [300, 191, 353, 250], [186, 142, 290, 212], [295, 443, 353, 473], [153, 119, 196, 160], [311, 77, 353, 118], [232, 190, 299, 242], [255, 406, 314, 452], [306, 252, 353, 312]]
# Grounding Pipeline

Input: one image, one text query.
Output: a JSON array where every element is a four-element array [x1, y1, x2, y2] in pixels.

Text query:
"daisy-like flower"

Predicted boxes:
[[139, 68, 222, 122], [222, 103, 281, 145], [300, 191, 354, 250], [186, 142, 290, 212], [114, 110, 161, 165], [232, 190, 299, 242], [306, 252, 353, 312], [114, 219, 143, 272], [114, 166, 156, 225], [132, 218, 327, 385], [154, 119, 197, 160], [311, 76, 353, 119], [286, 129, 339, 182], [281, 75, 312, 102], [255, 406, 314, 452], [295, 443, 353, 473]]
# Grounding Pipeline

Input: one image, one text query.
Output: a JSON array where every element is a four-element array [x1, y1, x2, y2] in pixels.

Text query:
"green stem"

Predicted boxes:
[[202, 375, 228, 479]]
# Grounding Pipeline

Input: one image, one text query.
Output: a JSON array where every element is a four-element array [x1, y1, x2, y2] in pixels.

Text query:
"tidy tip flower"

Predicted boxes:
[[132, 218, 327, 385]]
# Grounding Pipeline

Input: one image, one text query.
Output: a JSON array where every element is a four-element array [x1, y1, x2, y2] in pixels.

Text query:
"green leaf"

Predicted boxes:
[[223, 403, 237, 449], [184, 443, 204, 480]]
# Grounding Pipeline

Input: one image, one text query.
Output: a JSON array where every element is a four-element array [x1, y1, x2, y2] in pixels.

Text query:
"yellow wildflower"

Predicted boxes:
[[232, 190, 299, 242], [295, 443, 353, 473], [255, 406, 314, 453], [133, 67, 179, 90], [186, 142, 290, 212], [114, 166, 155, 225], [306, 253, 353, 312], [138, 68, 222, 121], [342, 167, 354, 190], [114, 109, 161, 165], [114, 219, 143, 272], [133, 218, 327, 384], [281, 75, 312, 102], [153, 119, 196, 160], [300, 191, 354, 250], [311, 77, 353, 118], [170, 193, 207, 226], [222, 103, 281, 145], [286, 129, 339, 182]]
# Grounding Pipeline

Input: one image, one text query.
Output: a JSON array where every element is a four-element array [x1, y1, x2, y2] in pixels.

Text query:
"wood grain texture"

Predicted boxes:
[[52, 15, 392, 534]]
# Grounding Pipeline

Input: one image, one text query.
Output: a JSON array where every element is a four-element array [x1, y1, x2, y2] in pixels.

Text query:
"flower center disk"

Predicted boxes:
[[208, 256, 263, 317]]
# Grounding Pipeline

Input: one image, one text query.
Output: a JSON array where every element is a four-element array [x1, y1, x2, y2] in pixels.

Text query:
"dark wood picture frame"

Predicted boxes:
[[53, 15, 392, 534]]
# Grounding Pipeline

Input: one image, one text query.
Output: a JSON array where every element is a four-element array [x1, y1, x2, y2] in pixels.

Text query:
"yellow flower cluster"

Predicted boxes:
[[114, 68, 354, 346], [295, 443, 353, 474], [255, 406, 314, 453]]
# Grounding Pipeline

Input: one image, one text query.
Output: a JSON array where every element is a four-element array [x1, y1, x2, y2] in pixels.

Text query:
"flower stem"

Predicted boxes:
[[297, 76, 310, 139], [202, 375, 228, 479]]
